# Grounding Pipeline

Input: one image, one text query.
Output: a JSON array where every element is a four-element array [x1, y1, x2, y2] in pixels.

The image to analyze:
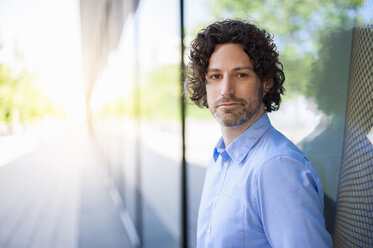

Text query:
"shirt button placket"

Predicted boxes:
[[208, 158, 229, 239], [223, 161, 229, 168], [213, 195, 218, 207]]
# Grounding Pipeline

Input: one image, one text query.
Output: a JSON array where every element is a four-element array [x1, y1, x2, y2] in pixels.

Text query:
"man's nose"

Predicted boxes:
[[220, 76, 235, 97]]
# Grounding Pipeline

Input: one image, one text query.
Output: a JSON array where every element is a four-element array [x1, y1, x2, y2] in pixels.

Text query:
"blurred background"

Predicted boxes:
[[0, 0, 372, 247]]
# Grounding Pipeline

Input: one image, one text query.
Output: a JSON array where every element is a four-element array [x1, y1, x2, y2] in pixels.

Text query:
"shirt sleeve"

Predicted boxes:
[[255, 155, 333, 248]]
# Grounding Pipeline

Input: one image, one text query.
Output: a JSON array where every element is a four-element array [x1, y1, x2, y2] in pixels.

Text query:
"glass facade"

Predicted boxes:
[[90, 0, 373, 247], [137, 1, 181, 247]]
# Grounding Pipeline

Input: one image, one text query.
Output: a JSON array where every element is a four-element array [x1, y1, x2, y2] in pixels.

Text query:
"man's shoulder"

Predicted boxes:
[[251, 126, 322, 190], [253, 126, 309, 166]]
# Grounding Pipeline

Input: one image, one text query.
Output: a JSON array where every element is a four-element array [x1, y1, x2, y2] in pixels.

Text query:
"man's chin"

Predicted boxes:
[[215, 115, 249, 127], [221, 120, 248, 127]]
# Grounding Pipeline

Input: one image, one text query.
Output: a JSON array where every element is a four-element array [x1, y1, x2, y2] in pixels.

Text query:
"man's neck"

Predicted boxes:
[[221, 107, 266, 148]]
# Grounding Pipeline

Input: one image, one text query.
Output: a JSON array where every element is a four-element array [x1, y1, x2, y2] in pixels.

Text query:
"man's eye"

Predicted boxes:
[[209, 74, 221, 80], [237, 73, 248, 78]]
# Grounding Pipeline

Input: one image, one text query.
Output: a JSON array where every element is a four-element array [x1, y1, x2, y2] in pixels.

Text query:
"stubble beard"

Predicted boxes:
[[210, 84, 264, 128], [211, 100, 262, 127]]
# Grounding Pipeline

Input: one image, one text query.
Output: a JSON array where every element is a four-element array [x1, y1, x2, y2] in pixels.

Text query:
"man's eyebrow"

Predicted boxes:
[[206, 68, 221, 72], [206, 66, 254, 73], [232, 66, 254, 71]]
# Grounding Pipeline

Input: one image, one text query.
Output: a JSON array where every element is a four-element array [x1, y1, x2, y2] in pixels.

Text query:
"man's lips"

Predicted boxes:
[[217, 102, 242, 107]]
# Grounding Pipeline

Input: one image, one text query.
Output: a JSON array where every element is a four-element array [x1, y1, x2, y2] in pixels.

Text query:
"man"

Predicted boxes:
[[185, 20, 332, 247]]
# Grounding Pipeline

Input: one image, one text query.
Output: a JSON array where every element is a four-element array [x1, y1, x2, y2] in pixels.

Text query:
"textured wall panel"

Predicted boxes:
[[333, 11, 373, 248]]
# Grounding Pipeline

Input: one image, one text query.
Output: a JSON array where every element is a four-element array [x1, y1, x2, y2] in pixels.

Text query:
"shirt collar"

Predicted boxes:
[[213, 137, 225, 162], [213, 113, 272, 164]]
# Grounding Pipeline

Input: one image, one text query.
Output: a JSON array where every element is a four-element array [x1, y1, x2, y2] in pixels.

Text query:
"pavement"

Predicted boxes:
[[0, 126, 132, 248]]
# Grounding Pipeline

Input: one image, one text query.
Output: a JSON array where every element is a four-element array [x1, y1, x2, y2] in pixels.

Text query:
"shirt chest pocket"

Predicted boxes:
[[211, 195, 245, 247]]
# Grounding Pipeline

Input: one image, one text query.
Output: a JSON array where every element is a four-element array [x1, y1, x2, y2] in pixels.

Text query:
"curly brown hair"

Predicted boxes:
[[185, 19, 285, 112]]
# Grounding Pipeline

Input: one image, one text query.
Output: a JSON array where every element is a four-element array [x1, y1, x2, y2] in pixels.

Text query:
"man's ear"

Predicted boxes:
[[263, 79, 273, 96]]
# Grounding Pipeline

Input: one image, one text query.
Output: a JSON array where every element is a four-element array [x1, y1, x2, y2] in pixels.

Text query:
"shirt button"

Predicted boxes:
[[213, 196, 218, 207], [224, 161, 229, 167]]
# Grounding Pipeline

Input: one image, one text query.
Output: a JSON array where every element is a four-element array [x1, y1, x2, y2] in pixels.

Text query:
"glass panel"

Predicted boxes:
[[114, 15, 138, 230], [136, 0, 182, 247], [89, 10, 139, 238]]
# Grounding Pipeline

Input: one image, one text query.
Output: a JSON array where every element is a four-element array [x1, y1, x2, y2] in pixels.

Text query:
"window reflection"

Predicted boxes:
[[298, 29, 354, 234], [137, 0, 182, 247]]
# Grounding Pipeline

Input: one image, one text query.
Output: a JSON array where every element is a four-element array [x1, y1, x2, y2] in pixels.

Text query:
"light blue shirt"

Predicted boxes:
[[197, 113, 332, 248]]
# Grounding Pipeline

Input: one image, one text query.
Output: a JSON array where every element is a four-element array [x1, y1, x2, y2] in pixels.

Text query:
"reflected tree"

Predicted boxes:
[[207, 0, 363, 96], [298, 28, 354, 236], [101, 64, 182, 119]]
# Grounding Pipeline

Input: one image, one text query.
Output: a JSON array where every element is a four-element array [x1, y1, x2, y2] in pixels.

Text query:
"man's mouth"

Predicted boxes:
[[218, 102, 242, 107]]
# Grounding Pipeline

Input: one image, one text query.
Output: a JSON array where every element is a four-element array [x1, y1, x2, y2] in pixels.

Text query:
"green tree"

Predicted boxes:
[[139, 64, 180, 119], [0, 64, 15, 122], [203, 0, 363, 97], [0, 64, 65, 125], [100, 64, 183, 119], [99, 63, 211, 119]]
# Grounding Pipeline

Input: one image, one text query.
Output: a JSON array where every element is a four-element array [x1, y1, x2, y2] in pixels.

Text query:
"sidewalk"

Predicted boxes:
[[0, 126, 131, 248]]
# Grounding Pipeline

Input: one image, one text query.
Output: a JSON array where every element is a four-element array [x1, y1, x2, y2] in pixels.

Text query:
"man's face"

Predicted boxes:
[[205, 43, 266, 127]]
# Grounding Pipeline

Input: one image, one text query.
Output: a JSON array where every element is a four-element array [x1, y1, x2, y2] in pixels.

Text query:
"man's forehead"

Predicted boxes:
[[207, 43, 253, 70]]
